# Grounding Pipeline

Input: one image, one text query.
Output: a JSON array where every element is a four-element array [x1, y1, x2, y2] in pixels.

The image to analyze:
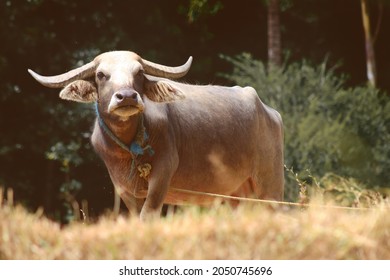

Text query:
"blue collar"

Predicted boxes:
[[95, 103, 154, 158]]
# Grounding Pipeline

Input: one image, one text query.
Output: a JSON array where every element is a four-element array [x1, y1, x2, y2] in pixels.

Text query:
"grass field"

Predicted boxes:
[[1, 187, 389, 260]]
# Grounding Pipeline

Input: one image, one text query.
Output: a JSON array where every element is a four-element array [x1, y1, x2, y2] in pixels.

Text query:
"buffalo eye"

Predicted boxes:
[[136, 69, 144, 78], [135, 69, 145, 84], [96, 71, 107, 81]]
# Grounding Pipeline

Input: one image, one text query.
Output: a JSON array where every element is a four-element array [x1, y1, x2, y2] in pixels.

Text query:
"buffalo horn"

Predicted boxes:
[[141, 56, 193, 79], [28, 61, 97, 88]]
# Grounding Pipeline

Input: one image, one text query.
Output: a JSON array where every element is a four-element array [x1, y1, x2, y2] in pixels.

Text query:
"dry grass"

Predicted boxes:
[[1, 189, 389, 260]]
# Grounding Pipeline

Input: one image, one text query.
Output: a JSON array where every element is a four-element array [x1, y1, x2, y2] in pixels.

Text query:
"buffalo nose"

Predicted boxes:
[[114, 91, 138, 102]]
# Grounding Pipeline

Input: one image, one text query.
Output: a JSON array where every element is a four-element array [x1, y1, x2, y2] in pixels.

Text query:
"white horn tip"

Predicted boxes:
[[27, 68, 36, 76], [28, 69, 42, 82], [187, 56, 193, 65]]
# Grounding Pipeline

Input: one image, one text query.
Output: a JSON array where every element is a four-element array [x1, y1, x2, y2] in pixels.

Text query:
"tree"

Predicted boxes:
[[267, 0, 282, 68], [360, 0, 378, 87], [359, 0, 389, 88]]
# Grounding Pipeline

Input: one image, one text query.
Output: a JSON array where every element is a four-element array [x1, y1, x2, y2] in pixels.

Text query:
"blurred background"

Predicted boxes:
[[1, 0, 389, 222]]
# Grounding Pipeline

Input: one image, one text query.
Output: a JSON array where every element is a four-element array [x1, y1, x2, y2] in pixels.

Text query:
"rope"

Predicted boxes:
[[95, 103, 154, 177], [171, 187, 382, 211], [95, 104, 133, 153]]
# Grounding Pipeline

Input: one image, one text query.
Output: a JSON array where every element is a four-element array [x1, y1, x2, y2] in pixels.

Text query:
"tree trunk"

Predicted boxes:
[[267, 0, 282, 69], [360, 0, 377, 87]]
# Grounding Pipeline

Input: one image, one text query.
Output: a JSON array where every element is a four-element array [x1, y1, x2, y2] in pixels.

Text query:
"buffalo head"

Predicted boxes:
[[28, 51, 192, 120]]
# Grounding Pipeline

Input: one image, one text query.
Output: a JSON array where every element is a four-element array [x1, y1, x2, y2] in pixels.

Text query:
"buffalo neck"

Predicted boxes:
[[94, 103, 154, 158]]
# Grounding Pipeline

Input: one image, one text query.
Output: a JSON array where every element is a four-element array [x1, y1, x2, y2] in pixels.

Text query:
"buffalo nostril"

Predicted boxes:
[[131, 92, 138, 100], [115, 93, 124, 101]]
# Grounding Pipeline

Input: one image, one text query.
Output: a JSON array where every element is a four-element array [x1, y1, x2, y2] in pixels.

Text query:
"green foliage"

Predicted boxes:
[[186, 0, 223, 23], [45, 139, 87, 223], [317, 174, 384, 208], [222, 53, 390, 197], [286, 167, 385, 208], [46, 141, 83, 173]]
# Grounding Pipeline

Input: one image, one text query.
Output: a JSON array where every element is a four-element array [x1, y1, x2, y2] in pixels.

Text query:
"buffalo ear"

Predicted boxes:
[[59, 80, 97, 103], [144, 79, 184, 103]]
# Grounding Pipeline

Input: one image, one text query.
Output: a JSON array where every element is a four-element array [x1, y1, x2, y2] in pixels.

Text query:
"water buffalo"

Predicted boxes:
[[28, 51, 284, 220]]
